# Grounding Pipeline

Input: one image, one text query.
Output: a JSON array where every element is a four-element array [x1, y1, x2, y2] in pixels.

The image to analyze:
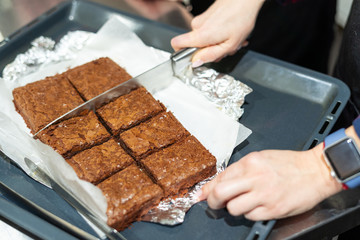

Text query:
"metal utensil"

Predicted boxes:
[[24, 157, 127, 240], [33, 47, 197, 138], [0, 181, 99, 240]]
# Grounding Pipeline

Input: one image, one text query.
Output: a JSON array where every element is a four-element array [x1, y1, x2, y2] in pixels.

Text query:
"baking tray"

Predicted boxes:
[[0, 0, 350, 239]]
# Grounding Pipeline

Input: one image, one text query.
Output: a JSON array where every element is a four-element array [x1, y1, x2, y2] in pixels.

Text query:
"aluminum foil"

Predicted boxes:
[[180, 66, 252, 120], [1, 30, 251, 227], [142, 165, 225, 225], [2, 31, 94, 82]]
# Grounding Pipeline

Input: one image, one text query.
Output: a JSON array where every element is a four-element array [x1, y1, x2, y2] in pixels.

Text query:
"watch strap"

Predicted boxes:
[[352, 116, 360, 140], [324, 128, 346, 146], [345, 176, 360, 189]]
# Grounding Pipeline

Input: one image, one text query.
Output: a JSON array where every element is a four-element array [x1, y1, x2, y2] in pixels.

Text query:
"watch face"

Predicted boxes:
[[325, 138, 360, 181]]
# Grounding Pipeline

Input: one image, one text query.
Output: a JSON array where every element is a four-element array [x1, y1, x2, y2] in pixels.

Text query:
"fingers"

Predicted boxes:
[[206, 178, 253, 210], [171, 33, 247, 67], [170, 31, 198, 51], [171, 26, 226, 51], [244, 206, 275, 221], [191, 45, 231, 65], [190, 12, 208, 29], [226, 192, 261, 216], [199, 162, 243, 201], [199, 161, 246, 199]]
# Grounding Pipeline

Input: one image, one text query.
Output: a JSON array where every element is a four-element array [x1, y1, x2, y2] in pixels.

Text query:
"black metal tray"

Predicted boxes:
[[0, 0, 351, 239]]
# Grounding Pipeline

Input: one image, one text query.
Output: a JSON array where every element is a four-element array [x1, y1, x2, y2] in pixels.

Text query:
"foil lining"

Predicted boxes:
[[1, 31, 251, 226], [2, 31, 94, 82], [142, 165, 225, 225], [180, 66, 252, 120]]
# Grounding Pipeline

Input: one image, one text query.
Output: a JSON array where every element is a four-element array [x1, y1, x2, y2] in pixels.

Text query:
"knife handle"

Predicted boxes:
[[171, 47, 198, 62], [171, 47, 198, 79]]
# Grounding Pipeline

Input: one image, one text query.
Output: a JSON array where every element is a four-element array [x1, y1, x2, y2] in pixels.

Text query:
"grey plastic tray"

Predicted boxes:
[[0, 0, 351, 239]]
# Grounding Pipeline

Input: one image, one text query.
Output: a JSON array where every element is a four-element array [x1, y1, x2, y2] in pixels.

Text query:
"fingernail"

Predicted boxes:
[[192, 59, 203, 68]]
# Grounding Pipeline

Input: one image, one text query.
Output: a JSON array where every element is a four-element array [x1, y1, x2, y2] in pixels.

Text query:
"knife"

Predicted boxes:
[[33, 47, 197, 138], [24, 157, 126, 240], [0, 180, 99, 240]]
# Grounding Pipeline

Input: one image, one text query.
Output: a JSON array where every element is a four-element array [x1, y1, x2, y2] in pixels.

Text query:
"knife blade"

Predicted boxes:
[[33, 47, 197, 138], [24, 157, 126, 240], [0, 180, 99, 240]]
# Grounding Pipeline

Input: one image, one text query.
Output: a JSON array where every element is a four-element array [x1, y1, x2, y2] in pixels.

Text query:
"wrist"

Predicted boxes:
[[310, 144, 343, 198], [345, 126, 360, 148]]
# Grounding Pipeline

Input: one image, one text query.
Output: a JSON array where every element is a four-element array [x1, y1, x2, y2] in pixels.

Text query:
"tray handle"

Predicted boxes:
[[245, 220, 276, 240], [307, 101, 345, 150]]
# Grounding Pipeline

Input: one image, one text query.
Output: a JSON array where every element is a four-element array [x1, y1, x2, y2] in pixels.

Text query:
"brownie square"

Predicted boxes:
[[12, 73, 84, 134], [66, 57, 132, 101], [67, 139, 133, 184], [97, 164, 163, 231], [38, 111, 111, 158], [142, 135, 216, 196], [119, 112, 190, 159], [97, 87, 165, 135]]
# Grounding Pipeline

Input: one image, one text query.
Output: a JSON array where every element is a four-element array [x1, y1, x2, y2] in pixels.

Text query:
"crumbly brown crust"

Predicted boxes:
[[12, 73, 84, 134], [12, 57, 219, 232], [97, 164, 163, 231], [66, 57, 132, 101], [67, 139, 134, 184], [38, 111, 111, 158], [142, 135, 216, 196], [119, 112, 190, 159], [97, 87, 165, 135]]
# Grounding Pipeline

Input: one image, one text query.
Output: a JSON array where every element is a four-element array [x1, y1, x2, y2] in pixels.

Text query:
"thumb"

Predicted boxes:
[[171, 30, 205, 52]]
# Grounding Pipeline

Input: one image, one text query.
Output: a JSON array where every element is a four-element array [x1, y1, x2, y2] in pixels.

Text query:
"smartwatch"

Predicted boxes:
[[323, 128, 360, 189]]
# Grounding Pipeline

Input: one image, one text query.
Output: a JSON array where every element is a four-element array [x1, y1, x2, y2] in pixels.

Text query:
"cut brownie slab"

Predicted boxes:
[[38, 111, 111, 158], [12, 73, 84, 134], [119, 111, 190, 159], [142, 135, 216, 196], [66, 57, 132, 101], [67, 139, 133, 184], [97, 87, 165, 135], [97, 164, 163, 231]]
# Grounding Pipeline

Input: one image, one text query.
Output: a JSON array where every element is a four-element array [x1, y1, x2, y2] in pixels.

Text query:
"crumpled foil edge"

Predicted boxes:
[[2, 31, 94, 82], [142, 165, 225, 225], [180, 65, 253, 120]]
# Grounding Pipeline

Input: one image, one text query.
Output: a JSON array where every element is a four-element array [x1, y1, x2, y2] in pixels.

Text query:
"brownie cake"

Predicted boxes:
[[12, 73, 84, 134], [67, 139, 134, 184], [141, 135, 216, 196], [119, 111, 190, 159], [38, 111, 111, 158], [97, 164, 164, 231], [66, 57, 132, 101], [12, 57, 218, 232], [97, 87, 165, 135]]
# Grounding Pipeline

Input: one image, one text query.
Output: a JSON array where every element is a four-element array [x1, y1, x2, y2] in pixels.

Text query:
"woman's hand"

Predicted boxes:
[[199, 144, 343, 221], [171, 0, 265, 67]]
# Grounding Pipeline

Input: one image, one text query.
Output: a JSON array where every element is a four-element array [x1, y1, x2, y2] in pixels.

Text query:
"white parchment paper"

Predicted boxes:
[[0, 16, 251, 225]]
